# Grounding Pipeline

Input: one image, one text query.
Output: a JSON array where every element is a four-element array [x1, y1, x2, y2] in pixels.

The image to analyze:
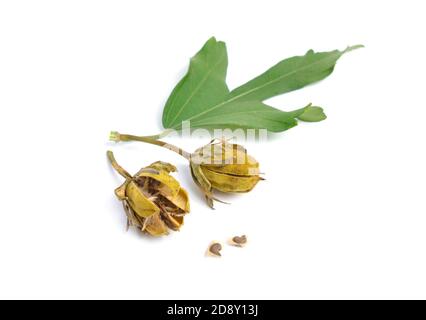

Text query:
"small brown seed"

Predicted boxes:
[[232, 235, 247, 246], [209, 243, 222, 256]]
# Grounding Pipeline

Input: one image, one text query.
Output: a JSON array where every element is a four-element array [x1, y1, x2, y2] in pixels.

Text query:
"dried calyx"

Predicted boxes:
[[107, 151, 190, 237], [110, 132, 263, 208]]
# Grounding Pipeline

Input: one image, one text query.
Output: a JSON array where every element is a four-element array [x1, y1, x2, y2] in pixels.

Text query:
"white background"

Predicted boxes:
[[1, 0, 425, 300]]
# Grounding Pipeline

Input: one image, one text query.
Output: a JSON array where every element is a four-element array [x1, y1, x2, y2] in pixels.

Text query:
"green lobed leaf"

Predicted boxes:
[[162, 37, 362, 132]]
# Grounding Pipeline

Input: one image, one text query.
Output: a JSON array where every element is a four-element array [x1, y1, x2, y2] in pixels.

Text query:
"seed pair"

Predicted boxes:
[[208, 235, 247, 257]]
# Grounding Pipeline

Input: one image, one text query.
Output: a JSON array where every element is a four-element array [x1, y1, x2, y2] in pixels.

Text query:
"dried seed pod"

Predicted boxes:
[[107, 151, 190, 237], [110, 133, 263, 209], [190, 139, 263, 207], [208, 243, 222, 257], [231, 235, 247, 247]]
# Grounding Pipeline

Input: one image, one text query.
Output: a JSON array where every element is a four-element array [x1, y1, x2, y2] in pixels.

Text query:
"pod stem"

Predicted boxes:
[[109, 131, 191, 160], [107, 150, 132, 179]]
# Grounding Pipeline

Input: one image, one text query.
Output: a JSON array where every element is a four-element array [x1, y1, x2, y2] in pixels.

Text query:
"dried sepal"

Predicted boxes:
[[114, 181, 128, 200], [136, 168, 181, 198], [122, 199, 144, 230], [143, 212, 169, 236], [146, 161, 177, 173], [202, 169, 261, 193], [170, 188, 190, 212], [126, 181, 160, 218]]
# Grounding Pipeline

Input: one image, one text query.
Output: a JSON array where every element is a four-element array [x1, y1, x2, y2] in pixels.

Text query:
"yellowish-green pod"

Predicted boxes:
[[190, 140, 263, 207], [202, 168, 261, 193], [202, 155, 259, 176]]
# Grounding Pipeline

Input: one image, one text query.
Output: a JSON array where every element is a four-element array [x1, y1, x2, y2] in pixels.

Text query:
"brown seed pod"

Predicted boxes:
[[107, 151, 190, 237], [231, 235, 247, 247], [208, 243, 222, 257]]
